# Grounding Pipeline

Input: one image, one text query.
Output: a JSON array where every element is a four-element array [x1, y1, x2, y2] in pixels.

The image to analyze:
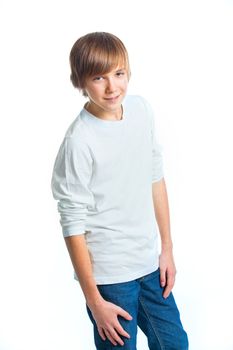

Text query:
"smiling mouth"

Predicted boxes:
[[104, 95, 120, 101]]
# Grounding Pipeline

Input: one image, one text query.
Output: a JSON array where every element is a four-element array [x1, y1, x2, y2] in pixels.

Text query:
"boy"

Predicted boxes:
[[51, 32, 188, 350]]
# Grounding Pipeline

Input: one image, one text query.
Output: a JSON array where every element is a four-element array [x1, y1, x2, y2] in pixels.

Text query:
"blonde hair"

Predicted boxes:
[[69, 32, 131, 96]]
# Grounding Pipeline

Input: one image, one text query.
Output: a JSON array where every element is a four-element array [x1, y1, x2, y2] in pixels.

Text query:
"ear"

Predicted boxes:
[[82, 89, 88, 97]]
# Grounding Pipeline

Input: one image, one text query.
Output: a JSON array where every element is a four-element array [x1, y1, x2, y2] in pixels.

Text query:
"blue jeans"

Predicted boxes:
[[86, 268, 188, 350]]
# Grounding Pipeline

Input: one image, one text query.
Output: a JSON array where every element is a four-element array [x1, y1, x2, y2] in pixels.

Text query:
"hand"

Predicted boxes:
[[159, 248, 177, 299], [89, 298, 133, 346]]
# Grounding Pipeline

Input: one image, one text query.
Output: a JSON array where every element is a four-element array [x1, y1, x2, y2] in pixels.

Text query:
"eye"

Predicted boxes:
[[93, 76, 103, 81], [116, 71, 125, 76]]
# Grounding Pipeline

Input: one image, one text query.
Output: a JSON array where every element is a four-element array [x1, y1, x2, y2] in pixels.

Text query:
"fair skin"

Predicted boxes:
[[152, 178, 176, 299], [83, 65, 128, 121], [65, 67, 176, 346]]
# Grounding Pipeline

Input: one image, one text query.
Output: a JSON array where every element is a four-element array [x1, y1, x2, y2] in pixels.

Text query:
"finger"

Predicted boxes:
[[115, 322, 131, 339], [97, 326, 106, 341], [160, 268, 166, 288], [110, 328, 125, 346], [163, 273, 175, 299], [163, 284, 172, 299], [117, 307, 133, 321], [104, 329, 124, 345]]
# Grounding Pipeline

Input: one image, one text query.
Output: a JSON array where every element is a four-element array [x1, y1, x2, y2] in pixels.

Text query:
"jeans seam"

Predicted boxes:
[[138, 296, 164, 350]]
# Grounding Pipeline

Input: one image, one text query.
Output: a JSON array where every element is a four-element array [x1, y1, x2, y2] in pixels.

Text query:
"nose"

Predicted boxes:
[[105, 78, 116, 94]]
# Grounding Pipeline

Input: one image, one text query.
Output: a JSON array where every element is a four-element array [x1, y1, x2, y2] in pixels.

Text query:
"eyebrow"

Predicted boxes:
[[91, 68, 126, 78], [115, 68, 126, 72]]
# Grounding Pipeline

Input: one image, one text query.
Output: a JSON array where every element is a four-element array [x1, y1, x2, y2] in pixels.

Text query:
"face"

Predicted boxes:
[[84, 66, 129, 120]]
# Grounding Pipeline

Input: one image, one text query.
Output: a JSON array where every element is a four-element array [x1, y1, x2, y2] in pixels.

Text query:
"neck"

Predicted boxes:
[[85, 102, 123, 121]]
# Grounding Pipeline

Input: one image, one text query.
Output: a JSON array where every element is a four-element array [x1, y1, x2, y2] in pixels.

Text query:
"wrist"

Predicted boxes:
[[161, 240, 173, 252], [86, 292, 104, 309]]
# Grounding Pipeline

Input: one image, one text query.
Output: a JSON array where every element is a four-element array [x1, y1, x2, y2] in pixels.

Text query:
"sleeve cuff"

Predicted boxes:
[[62, 226, 86, 237], [152, 174, 164, 183]]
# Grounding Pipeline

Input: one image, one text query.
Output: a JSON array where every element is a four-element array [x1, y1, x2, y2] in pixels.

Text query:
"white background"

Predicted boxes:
[[0, 0, 233, 349]]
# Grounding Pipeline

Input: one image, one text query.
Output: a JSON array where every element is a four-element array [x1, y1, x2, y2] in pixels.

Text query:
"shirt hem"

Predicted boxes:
[[74, 263, 159, 285]]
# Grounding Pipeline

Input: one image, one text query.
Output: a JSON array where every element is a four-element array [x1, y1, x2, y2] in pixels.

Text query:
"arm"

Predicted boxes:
[[152, 177, 176, 298], [64, 234, 132, 346], [51, 137, 132, 346], [64, 234, 101, 305]]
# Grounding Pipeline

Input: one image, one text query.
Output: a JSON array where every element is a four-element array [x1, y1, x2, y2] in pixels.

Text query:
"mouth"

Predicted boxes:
[[104, 95, 120, 102]]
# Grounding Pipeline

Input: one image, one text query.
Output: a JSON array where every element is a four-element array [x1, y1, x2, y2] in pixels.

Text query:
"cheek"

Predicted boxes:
[[120, 79, 128, 90], [86, 86, 103, 99]]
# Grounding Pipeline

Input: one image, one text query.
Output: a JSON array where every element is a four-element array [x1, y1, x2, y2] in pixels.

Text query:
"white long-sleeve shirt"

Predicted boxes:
[[51, 95, 164, 284]]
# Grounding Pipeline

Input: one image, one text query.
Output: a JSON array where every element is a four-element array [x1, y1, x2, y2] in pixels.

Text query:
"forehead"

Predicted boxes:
[[87, 64, 127, 79], [104, 65, 126, 73]]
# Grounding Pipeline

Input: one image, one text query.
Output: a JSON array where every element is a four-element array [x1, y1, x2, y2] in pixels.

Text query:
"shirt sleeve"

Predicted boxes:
[[141, 97, 164, 183], [51, 135, 95, 237]]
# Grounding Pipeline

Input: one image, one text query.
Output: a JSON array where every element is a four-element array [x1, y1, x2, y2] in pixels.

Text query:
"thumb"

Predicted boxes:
[[117, 306, 133, 321]]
